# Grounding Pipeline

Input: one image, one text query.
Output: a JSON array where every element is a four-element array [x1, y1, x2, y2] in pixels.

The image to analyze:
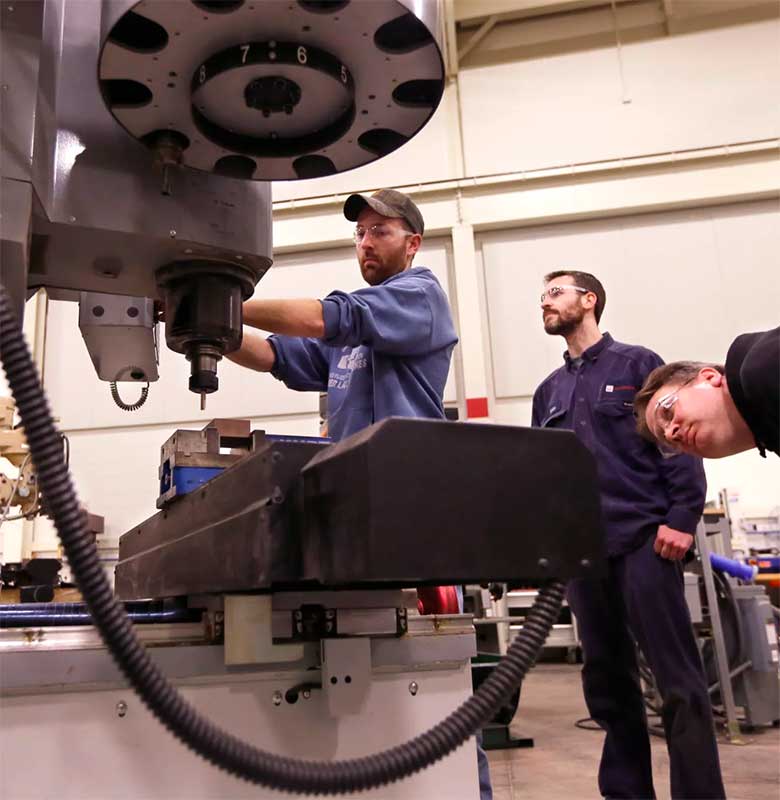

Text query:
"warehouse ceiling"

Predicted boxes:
[[446, 0, 779, 72]]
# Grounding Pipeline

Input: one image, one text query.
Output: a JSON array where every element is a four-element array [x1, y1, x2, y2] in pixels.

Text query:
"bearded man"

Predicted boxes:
[[531, 270, 725, 800]]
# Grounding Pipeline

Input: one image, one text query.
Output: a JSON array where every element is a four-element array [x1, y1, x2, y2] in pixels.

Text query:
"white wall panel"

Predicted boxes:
[[620, 21, 780, 153], [43, 240, 456, 430], [709, 201, 780, 334], [491, 398, 534, 428], [482, 219, 624, 398], [459, 19, 780, 176], [703, 450, 780, 519], [482, 198, 780, 400], [600, 210, 727, 362]]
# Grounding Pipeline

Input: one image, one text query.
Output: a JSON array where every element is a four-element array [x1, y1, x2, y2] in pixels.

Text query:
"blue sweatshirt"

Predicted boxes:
[[268, 267, 458, 442], [531, 333, 706, 557]]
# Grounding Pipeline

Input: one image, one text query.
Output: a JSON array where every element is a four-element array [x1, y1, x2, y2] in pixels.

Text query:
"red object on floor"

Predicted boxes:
[[466, 397, 489, 418], [417, 585, 460, 615]]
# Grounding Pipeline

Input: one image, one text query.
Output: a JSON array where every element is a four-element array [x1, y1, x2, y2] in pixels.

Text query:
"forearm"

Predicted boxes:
[[226, 328, 276, 372], [243, 298, 325, 338], [660, 455, 706, 532]]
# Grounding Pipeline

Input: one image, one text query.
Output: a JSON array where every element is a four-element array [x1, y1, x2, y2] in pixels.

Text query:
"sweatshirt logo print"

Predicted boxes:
[[329, 347, 368, 391], [337, 349, 367, 371]]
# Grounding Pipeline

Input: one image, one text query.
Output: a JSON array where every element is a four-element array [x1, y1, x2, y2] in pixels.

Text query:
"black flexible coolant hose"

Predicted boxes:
[[0, 283, 565, 795]]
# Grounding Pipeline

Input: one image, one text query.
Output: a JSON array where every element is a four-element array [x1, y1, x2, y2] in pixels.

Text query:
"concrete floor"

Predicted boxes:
[[486, 663, 780, 800]]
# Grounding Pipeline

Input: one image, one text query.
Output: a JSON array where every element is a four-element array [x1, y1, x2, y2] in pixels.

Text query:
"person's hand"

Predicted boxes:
[[654, 524, 693, 560]]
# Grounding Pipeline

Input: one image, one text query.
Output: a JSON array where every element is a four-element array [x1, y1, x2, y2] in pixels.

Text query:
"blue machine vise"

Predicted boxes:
[[157, 421, 331, 508], [157, 419, 252, 508]]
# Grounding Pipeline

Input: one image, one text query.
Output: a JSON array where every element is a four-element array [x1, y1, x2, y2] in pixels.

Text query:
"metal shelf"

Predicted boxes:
[[509, 622, 578, 649], [501, 590, 578, 652], [507, 590, 570, 610]]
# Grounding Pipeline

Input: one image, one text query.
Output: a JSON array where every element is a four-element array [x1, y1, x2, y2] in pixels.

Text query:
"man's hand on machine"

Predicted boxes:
[[654, 524, 693, 561]]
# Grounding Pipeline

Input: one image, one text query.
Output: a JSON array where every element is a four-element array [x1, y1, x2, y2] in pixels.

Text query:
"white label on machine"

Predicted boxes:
[[766, 623, 777, 645], [766, 623, 778, 663]]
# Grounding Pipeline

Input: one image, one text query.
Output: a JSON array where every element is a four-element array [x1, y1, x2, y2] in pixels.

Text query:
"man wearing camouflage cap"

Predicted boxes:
[[228, 189, 459, 443]]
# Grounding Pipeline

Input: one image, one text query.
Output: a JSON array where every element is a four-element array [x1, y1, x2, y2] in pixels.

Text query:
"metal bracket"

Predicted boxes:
[[224, 595, 304, 667], [287, 605, 408, 642], [321, 637, 371, 718], [290, 604, 335, 641], [458, 14, 497, 64]]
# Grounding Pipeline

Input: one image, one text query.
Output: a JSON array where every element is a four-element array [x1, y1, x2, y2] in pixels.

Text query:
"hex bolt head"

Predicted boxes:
[[272, 691, 283, 707], [408, 681, 419, 696], [116, 701, 128, 717]]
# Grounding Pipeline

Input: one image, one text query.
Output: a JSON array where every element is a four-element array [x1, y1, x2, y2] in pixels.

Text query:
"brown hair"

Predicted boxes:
[[634, 361, 725, 442], [544, 270, 606, 323]]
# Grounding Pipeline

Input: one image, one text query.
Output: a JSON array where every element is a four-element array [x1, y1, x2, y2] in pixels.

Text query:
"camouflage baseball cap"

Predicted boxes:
[[343, 189, 424, 235]]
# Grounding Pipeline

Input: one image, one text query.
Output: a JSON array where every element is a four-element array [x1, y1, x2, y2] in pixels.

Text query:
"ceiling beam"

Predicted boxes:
[[454, 0, 632, 26], [662, 0, 676, 35], [443, 0, 460, 76], [458, 15, 499, 63]]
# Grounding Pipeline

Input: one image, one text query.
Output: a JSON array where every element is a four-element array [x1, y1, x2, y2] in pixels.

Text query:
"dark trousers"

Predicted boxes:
[[476, 731, 493, 799], [567, 535, 726, 800]]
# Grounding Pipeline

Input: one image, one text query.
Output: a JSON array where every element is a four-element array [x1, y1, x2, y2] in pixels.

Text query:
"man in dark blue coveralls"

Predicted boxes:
[[227, 189, 493, 800], [532, 270, 725, 800]]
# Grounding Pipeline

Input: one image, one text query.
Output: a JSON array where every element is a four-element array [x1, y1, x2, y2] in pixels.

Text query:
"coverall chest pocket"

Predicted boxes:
[[594, 399, 634, 417], [540, 406, 567, 428], [595, 382, 637, 416], [594, 385, 639, 448]]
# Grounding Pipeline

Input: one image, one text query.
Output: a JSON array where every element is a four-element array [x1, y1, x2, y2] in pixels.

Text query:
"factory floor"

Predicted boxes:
[[487, 662, 780, 800]]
